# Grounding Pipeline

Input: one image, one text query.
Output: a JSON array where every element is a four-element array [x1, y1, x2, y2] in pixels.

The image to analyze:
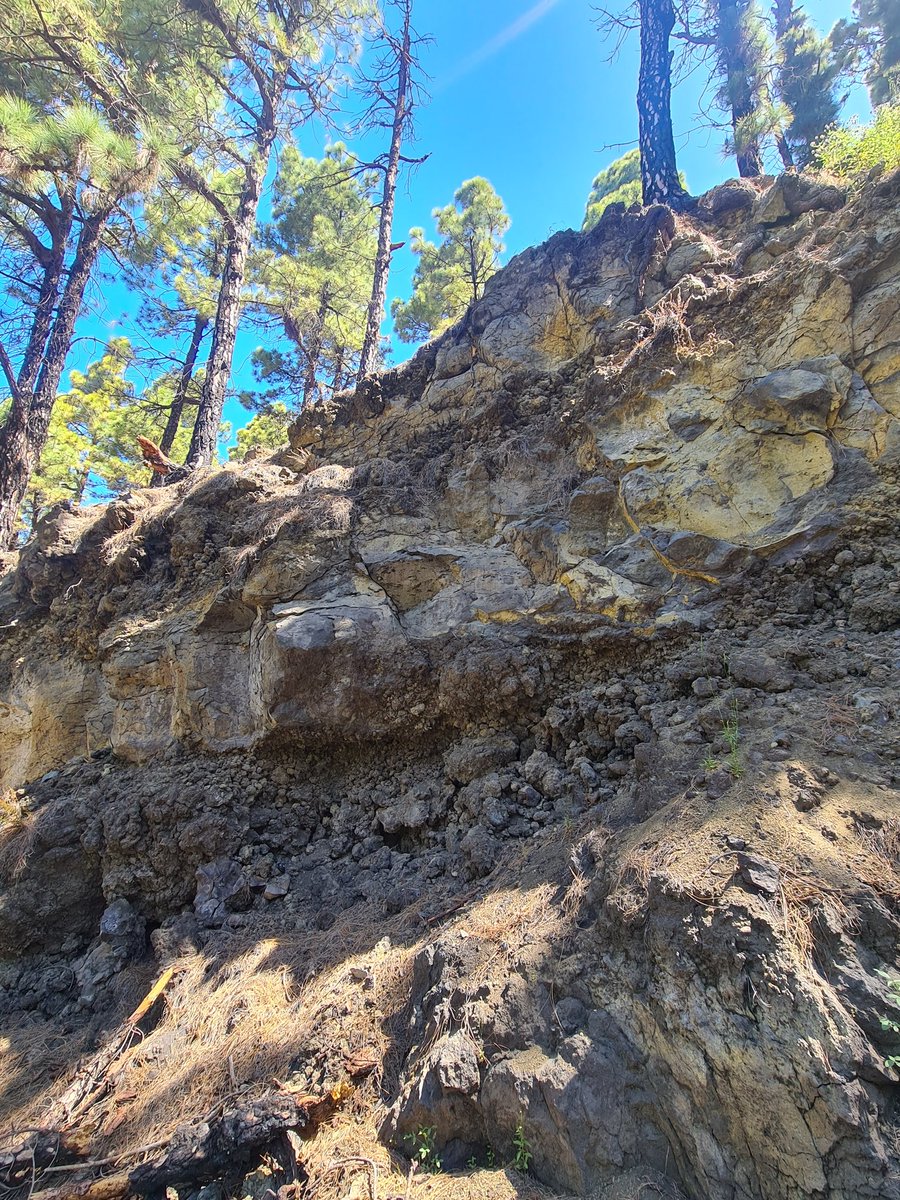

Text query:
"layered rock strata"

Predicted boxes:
[[0, 171, 899, 1200]]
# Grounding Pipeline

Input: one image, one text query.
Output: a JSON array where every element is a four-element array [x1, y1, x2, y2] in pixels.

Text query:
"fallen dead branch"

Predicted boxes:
[[38, 1139, 170, 1175], [128, 1086, 351, 1196], [26, 1174, 132, 1200], [3, 1086, 353, 1200], [51, 968, 179, 1129]]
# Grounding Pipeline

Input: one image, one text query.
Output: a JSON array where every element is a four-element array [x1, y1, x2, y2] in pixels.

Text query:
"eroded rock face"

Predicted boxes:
[[1, 172, 899, 1200], [0, 178, 898, 783]]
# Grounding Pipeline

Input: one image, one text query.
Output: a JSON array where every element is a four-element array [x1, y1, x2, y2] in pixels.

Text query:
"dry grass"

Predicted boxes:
[[594, 762, 900, 970], [0, 811, 37, 883], [486, 434, 580, 514], [100, 486, 186, 567], [305, 1120, 557, 1200], [0, 1021, 77, 1133], [351, 457, 442, 523], [775, 872, 854, 970], [490, 434, 538, 473], [350, 458, 413, 490], [545, 470, 581, 517], [0, 789, 25, 850], [619, 285, 732, 374], [462, 880, 561, 948], [221, 494, 308, 589], [0, 904, 416, 1165], [849, 816, 900, 901], [0, 832, 581, 1200], [220, 488, 354, 600], [402, 1167, 558, 1200], [91, 919, 417, 1159], [606, 841, 680, 922], [811, 692, 862, 748]]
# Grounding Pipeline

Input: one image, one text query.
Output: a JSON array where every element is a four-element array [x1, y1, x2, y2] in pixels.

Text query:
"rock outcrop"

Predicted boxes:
[[0, 171, 899, 1200]]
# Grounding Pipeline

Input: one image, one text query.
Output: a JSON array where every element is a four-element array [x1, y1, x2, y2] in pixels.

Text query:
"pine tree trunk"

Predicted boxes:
[[186, 77, 282, 472], [637, 0, 688, 206], [716, 0, 764, 178], [330, 347, 346, 395], [0, 411, 34, 549], [154, 313, 210, 475], [185, 154, 267, 469], [772, 0, 797, 171], [357, 2, 412, 383], [74, 465, 91, 506], [31, 211, 110, 435], [17, 199, 73, 395], [775, 130, 795, 170], [773, 0, 794, 39], [302, 287, 330, 408], [734, 129, 764, 179], [0, 209, 109, 548], [468, 237, 478, 304], [29, 490, 44, 532]]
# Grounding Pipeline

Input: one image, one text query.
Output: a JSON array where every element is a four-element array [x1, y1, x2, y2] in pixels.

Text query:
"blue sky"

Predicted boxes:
[[82, 0, 865, 448]]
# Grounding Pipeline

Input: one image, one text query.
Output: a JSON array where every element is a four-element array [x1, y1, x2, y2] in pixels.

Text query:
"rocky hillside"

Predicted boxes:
[[0, 170, 898, 1200]]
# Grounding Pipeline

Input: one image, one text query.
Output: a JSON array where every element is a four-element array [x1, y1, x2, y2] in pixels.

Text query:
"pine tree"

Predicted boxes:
[[593, 3, 689, 207], [582, 150, 643, 230], [637, 0, 690, 204], [228, 403, 292, 461], [1, 339, 196, 538], [709, 0, 769, 177], [0, 0, 218, 545], [848, 0, 900, 105], [0, 96, 156, 546], [583, 148, 688, 229], [355, 0, 428, 381], [247, 144, 378, 408], [773, 3, 843, 167], [125, 182, 228, 459], [392, 178, 510, 343], [177, 0, 370, 471]]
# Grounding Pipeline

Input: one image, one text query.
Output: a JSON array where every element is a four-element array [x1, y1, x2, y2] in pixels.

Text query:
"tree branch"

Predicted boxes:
[[172, 163, 236, 236], [0, 206, 51, 265], [0, 337, 20, 399]]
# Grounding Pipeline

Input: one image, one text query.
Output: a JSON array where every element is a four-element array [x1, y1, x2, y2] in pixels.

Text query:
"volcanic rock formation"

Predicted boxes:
[[0, 171, 899, 1200]]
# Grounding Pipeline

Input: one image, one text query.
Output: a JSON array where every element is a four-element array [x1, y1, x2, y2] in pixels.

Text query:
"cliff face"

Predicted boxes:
[[0, 172, 899, 1200], [2, 174, 899, 784]]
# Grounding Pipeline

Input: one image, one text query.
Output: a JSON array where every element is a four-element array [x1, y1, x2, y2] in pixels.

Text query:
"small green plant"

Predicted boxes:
[[723, 716, 739, 755], [403, 1126, 442, 1174], [512, 1115, 532, 1173], [467, 1156, 477, 1170], [726, 750, 745, 778], [878, 971, 900, 1068], [815, 105, 900, 178], [720, 688, 744, 777], [723, 714, 744, 776], [702, 693, 744, 777], [486, 1144, 496, 1168]]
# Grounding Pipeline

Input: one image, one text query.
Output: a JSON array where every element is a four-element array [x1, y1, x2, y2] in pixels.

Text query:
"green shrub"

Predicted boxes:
[[815, 105, 900, 178]]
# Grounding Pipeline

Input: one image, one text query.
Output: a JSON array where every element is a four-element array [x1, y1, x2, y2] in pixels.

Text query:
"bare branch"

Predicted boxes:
[[0, 337, 20, 399]]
